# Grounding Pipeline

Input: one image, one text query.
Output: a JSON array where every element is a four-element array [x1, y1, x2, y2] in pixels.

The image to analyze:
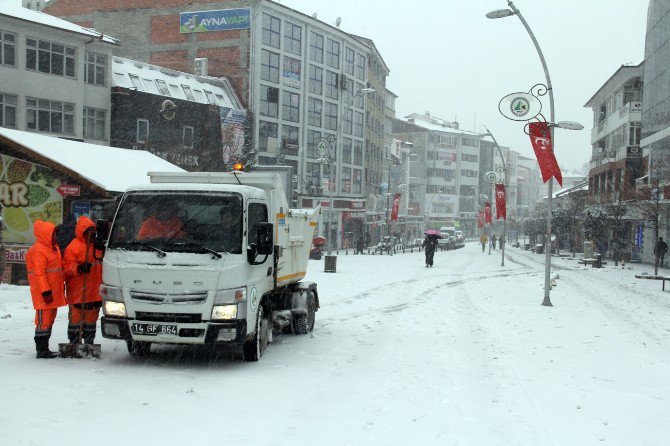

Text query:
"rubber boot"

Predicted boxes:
[[83, 324, 96, 345], [67, 324, 80, 344], [35, 336, 58, 359]]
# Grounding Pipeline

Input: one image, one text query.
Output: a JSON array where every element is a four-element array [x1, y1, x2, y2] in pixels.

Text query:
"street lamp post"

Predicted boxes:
[[485, 126, 508, 266], [488, 1, 556, 306]]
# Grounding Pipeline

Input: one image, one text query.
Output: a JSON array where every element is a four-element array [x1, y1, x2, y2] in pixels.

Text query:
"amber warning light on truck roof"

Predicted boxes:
[[233, 163, 244, 171]]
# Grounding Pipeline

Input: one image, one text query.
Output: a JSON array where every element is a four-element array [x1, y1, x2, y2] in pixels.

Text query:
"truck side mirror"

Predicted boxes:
[[95, 219, 110, 250], [256, 223, 274, 255]]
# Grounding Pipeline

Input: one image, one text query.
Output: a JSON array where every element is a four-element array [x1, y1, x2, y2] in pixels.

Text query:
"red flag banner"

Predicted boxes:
[[391, 194, 400, 221], [495, 183, 507, 220], [484, 202, 492, 224], [528, 122, 563, 186], [477, 210, 485, 228]]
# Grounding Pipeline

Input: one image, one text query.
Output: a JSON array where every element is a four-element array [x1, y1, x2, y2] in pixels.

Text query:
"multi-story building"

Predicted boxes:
[[394, 112, 484, 234], [517, 155, 542, 214], [45, 0, 389, 249], [585, 63, 644, 204], [0, 4, 118, 143], [110, 57, 243, 171]]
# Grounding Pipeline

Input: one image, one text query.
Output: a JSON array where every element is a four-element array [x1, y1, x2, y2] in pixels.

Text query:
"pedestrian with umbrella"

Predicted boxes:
[[423, 230, 441, 268]]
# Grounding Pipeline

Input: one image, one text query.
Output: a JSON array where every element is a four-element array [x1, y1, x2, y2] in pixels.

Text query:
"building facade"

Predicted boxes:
[[45, 0, 389, 250], [0, 4, 118, 144]]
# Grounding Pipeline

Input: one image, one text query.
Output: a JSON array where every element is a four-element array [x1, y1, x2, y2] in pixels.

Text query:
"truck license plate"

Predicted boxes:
[[131, 323, 177, 336]]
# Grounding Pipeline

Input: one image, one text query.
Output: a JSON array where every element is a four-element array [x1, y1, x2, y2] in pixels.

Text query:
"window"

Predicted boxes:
[[309, 32, 323, 63], [354, 111, 364, 137], [325, 71, 339, 100], [461, 153, 478, 162], [261, 49, 280, 83], [354, 140, 363, 165], [262, 13, 280, 49], [128, 74, 144, 91], [136, 118, 149, 143], [156, 80, 171, 96], [85, 51, 107, 86], [345, 47, 355, 75], [83, 107, 106, 140], [308, 64, 322, 95], [143, 78, 159, 94], [461, 138, 479, 147], [460, 169, 477, 177], [26, 98, 74, 134], [26, 38, 75, 77], [306, 162, 321, 190], [282, 91, 300, 123], [342, 137, 352, 164], [193, 90, 206, 102], [324, 102, 338, 131], [355, 53, 365, 80], [215, 94, 226, 105], [281, 125, 299, 156], [284, 22, 301, 55], [326, 39, 340, 69], [181, 85, 195, 101], [183, 126, 194, 149], [341, 166, 351, 193], [630, 122, 641, 145], [354, 82, 364, 108], [0, 31, 16, 66], [352, 169, 362, 193], [248, 202, 268, 248], [258, 120, 278, 153], [259, 85, 279, 118], [308, 97, 322, 127], [343, 108, 353, 135], [168, 84, 180, 97], [307, 129, 321, 158], [0, 93, 17, 128]]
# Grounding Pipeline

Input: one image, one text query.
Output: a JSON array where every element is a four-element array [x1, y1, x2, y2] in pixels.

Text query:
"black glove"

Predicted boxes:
[[77, 262, 92, 274], [42, 290, 53, 305]]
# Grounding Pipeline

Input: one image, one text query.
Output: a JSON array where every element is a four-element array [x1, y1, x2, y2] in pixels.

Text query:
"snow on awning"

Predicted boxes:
[[0, 128, 184, 193]]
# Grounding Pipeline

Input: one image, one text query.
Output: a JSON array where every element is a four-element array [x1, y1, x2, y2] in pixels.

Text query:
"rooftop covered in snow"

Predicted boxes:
[[1, 2, 119, 45], [0, 128, 183, 193]]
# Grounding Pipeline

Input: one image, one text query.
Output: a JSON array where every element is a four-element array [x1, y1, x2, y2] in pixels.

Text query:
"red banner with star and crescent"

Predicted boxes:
[[529, 122, 562, 186], [484, 202, 492, 224], [390, 194, 400, 221], [477, 210, 485, 228], [495, 183, 507, 220]]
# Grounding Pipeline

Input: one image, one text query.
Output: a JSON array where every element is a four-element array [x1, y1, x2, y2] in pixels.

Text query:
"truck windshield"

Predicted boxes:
[[108, 192, 243, 254]]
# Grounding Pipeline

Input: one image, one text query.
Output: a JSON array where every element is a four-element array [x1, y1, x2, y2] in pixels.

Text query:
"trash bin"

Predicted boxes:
[[324, 254, 337, 273], [594, 253, 602, 268]]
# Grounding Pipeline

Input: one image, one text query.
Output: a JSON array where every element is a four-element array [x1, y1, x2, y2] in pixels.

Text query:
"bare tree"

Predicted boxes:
[[632, 168, 668, 275]]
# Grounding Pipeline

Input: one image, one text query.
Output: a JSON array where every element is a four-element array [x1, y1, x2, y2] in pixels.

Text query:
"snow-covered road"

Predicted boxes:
[[1, 244, 669, 445]]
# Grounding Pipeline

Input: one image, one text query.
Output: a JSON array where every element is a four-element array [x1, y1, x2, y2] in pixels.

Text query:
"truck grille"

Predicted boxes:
[[130, 291, 208, 304], [135, 312, 202, 323]]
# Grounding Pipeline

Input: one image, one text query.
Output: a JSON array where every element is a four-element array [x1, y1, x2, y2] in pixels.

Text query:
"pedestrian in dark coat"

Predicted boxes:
[[355, 237, 365, 255], [655, 237, 668, 267], [422, 235, 439, 267], [55, 213, 77, 257], [491, 234, 497, 250]]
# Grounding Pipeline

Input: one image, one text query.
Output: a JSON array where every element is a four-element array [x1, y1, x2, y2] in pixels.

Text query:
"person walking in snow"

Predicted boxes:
[[480, 234, 488, 252], [422, 234, 439, 267], [491, 234, 497, 250], [26, 220, 67, 358], [63, 216, 104, 345], [654, 237, 668, 268]]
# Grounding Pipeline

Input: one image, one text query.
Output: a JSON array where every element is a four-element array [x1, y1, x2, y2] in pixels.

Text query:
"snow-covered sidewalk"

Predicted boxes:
[[1, 243, 669, 445]]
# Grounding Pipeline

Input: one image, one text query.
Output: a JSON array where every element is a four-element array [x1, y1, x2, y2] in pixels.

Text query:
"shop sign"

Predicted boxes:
[[57, 184, 80, 197], [1, 155, 63, 245], [4, 245, 29, 263], [73, 201, 91, 219], [1, 264, 11, 283], [180, 8, 251, 33]]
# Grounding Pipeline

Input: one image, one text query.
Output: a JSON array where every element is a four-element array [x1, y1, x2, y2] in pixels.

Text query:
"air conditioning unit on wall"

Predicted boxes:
[[194, 58, 208, 76]]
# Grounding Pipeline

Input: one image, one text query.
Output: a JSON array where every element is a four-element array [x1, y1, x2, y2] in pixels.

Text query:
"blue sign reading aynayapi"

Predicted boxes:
[[180, 8, 251, 33]]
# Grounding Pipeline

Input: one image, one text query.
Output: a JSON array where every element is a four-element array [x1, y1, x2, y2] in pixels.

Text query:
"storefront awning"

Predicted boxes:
[[0, 128, 183, 193]]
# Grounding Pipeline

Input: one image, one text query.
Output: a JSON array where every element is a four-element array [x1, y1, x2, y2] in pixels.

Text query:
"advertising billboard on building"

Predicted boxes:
[[0, 154, 63, 246], [283, 56, 301, 89], [180, 8, 251, 33], [220, 107, 247, 165]]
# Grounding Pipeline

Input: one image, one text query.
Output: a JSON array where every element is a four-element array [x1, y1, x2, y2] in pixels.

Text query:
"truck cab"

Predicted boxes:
[[99, 171, 320, 361]]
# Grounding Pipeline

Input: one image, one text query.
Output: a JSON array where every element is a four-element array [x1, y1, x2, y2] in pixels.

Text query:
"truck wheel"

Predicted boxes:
[[127, 340, 151, 357], [243, 307, 268, 361], [292, 294, 316, 335]]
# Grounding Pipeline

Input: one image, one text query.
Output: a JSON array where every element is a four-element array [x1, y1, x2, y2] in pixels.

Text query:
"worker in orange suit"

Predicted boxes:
[[63, 216, 103, 345], [26, 220, 67, 359], [137, 205, 185, 240]]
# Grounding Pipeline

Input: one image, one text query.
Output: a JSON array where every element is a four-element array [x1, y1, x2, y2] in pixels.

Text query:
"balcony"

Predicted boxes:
[[590, 102, 642, 144]]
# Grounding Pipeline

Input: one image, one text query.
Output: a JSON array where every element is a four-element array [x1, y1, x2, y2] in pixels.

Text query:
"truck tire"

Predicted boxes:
[[292, 293, 316, 335], [243, 307, 268, 361], [126, 340, 151, 357]]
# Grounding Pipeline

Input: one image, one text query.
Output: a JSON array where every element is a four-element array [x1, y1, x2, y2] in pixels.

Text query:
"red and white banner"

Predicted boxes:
[[495, 183, 507, 220], [484, 202, 492, 224], [390, 194, 400, 221], [477, 210, 485, 228], [529, 122, 562, 186]]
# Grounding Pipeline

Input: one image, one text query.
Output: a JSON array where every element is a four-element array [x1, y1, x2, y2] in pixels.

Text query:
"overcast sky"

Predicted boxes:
[[280, 0, 648, 172]]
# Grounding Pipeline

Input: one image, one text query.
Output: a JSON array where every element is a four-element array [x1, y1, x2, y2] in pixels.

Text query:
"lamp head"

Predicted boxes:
[[554, 121, 585, 131], [360, 87, 376, 94], [486, 9, 515, 19]]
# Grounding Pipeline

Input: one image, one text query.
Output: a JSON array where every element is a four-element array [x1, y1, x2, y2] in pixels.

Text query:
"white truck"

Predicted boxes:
[[98, 170, 321, 361]]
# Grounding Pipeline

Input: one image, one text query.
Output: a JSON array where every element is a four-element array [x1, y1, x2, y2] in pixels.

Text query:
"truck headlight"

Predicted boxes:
[[211, 305, 237, 321], [100, 284, 124, 302], [103, 301, 127, 318], [214, 287, 246, 304]]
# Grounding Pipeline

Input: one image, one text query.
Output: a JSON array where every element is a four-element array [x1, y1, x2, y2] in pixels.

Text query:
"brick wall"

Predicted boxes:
[[45, 0, 236, 16], [150, 50, 189, 73], [150, 15, 187, 44]]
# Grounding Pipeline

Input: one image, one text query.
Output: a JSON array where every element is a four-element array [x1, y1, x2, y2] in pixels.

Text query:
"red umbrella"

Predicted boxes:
[[312, 236, 327, 245], [424, 229, 442, 238]]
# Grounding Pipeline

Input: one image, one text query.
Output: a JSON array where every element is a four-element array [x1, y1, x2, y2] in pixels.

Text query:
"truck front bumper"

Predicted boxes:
[[101, 317, 247, 346]]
